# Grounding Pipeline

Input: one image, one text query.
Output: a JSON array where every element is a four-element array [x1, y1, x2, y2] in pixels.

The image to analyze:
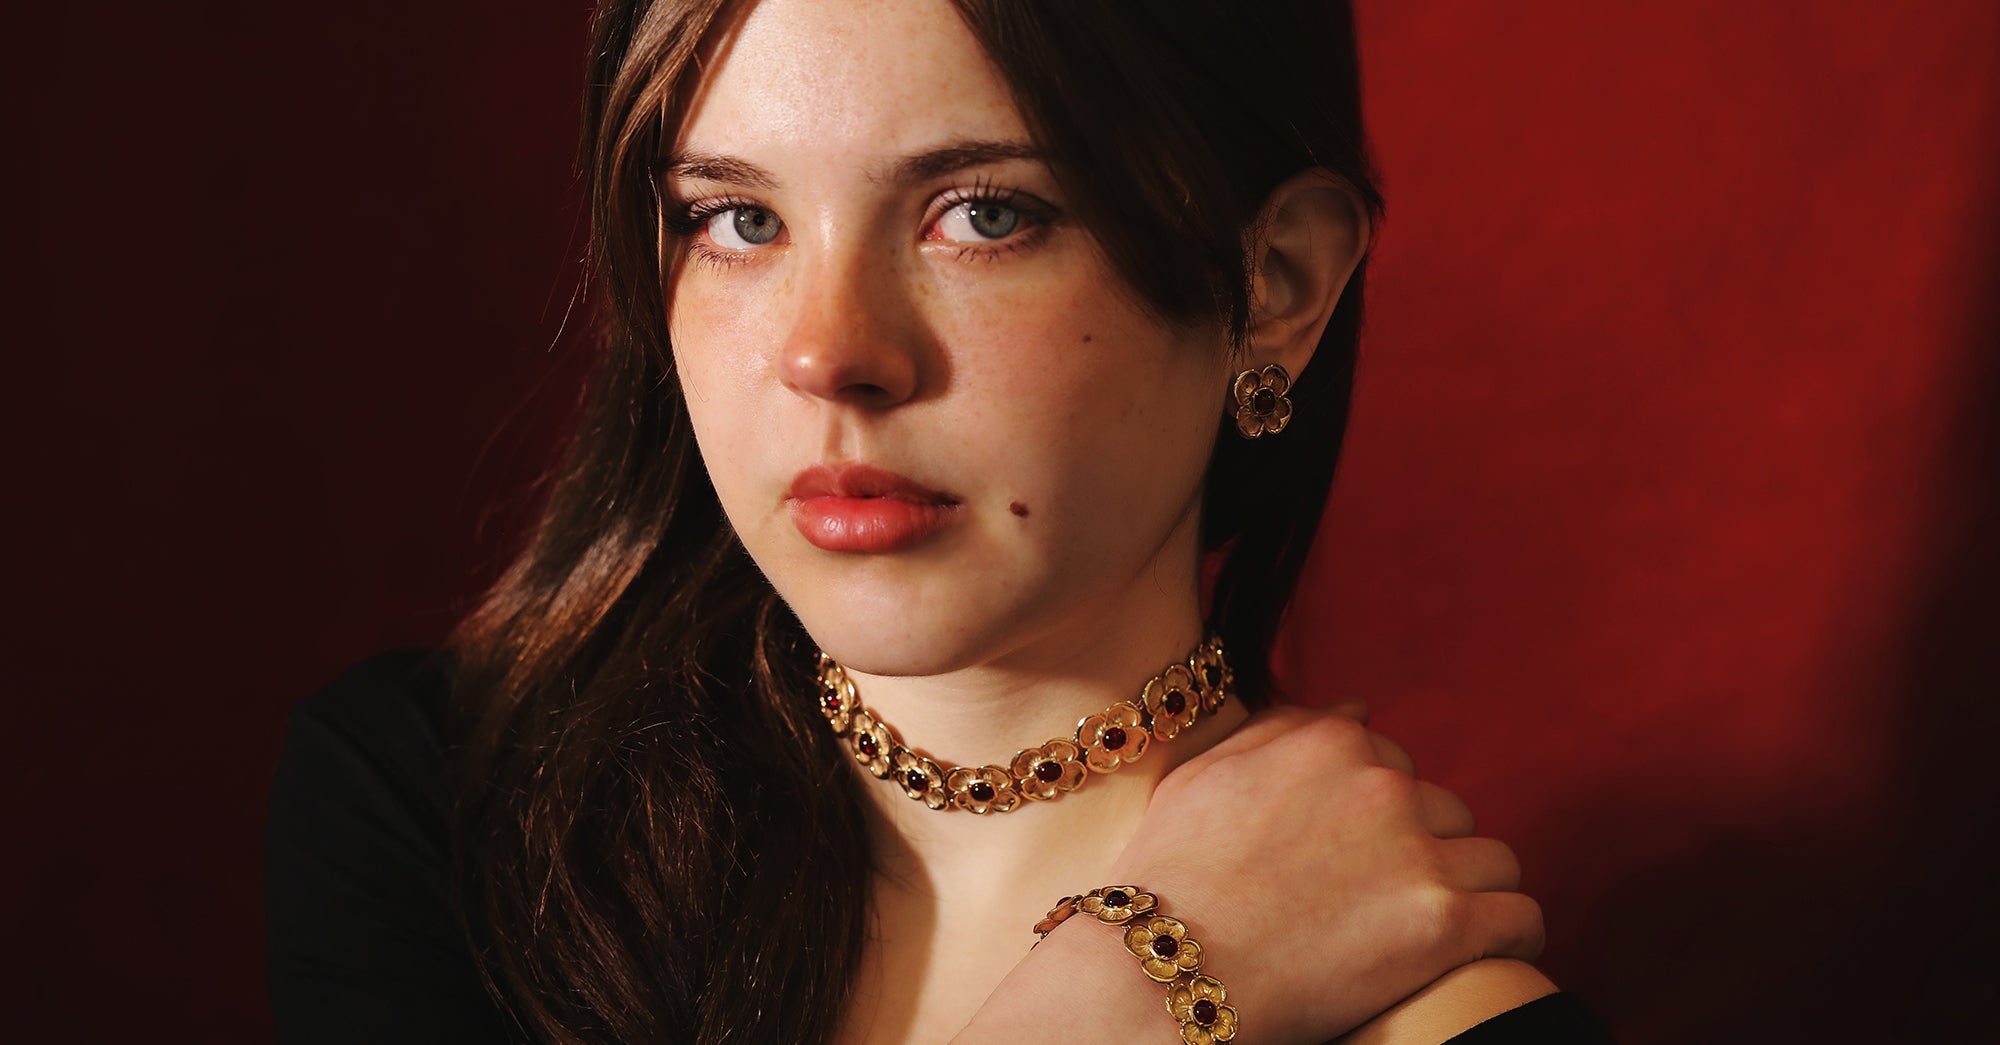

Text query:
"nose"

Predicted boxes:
[[777, 251, 922, 409]]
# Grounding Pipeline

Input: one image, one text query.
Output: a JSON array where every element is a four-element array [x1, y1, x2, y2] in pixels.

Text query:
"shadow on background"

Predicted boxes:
[[1561, 208, 2000, 1044]]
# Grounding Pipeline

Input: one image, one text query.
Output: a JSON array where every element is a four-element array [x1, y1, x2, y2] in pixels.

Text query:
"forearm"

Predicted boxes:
[[1335, 959, 1558, 1045], [953, 918, 1559, 1045], [949, 916, 1171, 1045]]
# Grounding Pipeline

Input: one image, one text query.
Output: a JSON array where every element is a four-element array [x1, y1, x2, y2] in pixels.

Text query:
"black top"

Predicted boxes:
[[266, 650, 1617, 1044]]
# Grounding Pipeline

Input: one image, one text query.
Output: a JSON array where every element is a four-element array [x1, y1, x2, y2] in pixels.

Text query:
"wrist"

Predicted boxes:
[[950, 912, 1163, 1045]]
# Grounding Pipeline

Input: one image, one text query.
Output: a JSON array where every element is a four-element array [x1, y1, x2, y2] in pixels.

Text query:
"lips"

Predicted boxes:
[[786, 464, 962, 553]]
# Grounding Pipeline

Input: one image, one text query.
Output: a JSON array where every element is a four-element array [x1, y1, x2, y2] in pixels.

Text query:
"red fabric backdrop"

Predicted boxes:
[[13, 1, 1996, 1041]]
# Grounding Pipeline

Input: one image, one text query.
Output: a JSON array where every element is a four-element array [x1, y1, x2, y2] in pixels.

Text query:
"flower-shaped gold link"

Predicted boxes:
[[1123, 915, 1203, 982], [1077, 700, 1151, 772], [1079, 886, 1157, 924], [945, 764, 1022, 814], [845, 709, 895, 779], [1188, 638, 1232, 715], [1011, 739, 1088, 801], [816, 656, 857, 733], [1142, 664, 1202, 741], [890, 748, 948, 809], [1033, 895, 1081, 937], [1168, 975, 1239, 1044]]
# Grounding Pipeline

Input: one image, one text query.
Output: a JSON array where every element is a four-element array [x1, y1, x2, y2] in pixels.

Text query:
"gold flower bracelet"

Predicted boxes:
[[815, 636, 1234, 814], [1034, 886, 1240, 1044]]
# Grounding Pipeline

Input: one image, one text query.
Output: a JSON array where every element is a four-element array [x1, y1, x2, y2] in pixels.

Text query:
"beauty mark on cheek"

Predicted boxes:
[[1010, 502, 1031, 518]]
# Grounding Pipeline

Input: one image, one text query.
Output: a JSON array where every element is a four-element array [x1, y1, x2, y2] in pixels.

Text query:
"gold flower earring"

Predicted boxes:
[[1231, 364, 1293, 438]]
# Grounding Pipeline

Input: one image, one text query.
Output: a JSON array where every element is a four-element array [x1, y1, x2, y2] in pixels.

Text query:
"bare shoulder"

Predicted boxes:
[[1334, 960, 1558, 1045]]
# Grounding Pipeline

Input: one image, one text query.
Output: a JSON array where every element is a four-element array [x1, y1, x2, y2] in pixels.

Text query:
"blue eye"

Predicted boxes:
[[936, 200, 1020, 241], [706, 206, 783, 248]]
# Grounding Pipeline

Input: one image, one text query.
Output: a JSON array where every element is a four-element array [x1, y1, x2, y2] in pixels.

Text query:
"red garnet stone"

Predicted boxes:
[[1101, 727, 1126, 751], [1192, 999, 1218, 1024], [1252, 387, 1277, 414], [1035, 759, 1063, 783], [856, 734, 877, 757], [1150, 934, 1179, 959], [968, 781, 996, 802], [1163, 690, 1187, 715]]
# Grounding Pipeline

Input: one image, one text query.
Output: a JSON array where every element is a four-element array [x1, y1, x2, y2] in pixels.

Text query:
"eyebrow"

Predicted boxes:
[[881, 139, 1042, 186], [660, 139, 1044, 192], [662, 153, 778, 190]]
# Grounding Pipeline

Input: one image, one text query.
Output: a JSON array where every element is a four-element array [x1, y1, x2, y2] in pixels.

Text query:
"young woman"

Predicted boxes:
[[268, 1, 1617, 1042]]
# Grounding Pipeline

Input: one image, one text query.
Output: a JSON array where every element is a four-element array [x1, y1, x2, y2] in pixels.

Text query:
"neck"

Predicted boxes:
[[832, 606, 1251, 910]]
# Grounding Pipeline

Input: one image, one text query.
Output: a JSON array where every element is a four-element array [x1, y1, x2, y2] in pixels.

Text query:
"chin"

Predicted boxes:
[[771, 566, 1037, 679]]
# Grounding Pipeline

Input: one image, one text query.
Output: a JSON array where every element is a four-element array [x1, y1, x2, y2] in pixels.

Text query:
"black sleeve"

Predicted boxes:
[[1440, 992, 1618, 1043], [265, 649, 520, 1045]]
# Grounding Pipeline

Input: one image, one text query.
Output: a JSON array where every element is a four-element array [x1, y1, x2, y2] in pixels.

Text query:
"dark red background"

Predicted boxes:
[[13, 1, 1997, 1041]]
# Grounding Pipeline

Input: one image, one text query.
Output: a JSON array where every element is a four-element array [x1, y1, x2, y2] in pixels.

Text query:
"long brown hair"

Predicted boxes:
[[448, 1, 1383, 1041]]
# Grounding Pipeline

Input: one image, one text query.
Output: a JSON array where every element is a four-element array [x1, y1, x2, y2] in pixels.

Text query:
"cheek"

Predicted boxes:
[[926, 257, 1223, 538], [669, 264, 789, 406], [664, 268, 802, 541], [930, 248, 1207, 414]]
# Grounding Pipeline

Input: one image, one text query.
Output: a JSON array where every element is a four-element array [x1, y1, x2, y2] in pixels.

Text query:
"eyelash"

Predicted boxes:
[[929, 178, 1058, 262], [665, 193, 762, 270], [665, 179, 1059, 270]]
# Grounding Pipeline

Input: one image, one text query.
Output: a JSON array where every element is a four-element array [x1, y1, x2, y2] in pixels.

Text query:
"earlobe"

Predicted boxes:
[[1244, 170, 1372, 378]]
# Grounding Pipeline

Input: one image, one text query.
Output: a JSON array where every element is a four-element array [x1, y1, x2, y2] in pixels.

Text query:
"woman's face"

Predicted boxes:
[[666, 0, 1232, 674]]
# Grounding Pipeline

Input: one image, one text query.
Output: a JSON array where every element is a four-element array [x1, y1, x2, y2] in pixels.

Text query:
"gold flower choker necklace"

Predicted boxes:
[[814, 636, 1236, 814]]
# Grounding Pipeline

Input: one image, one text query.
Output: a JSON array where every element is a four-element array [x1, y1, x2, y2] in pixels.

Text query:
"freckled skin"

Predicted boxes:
[[664, 0, 1232, 676], [641, 7, 1500, 1045]]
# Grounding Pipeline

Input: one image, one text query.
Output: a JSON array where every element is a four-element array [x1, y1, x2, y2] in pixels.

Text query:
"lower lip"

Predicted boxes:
[[789, 496, 960, 553]]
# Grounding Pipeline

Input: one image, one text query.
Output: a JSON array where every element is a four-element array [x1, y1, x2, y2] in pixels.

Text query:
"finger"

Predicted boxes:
[[1367, 729, 1416, 776], [1464, 890, 1546, 964], [1436, 835, 1521, 893], [1415, 779, 1475, 838], [1194, 704, 1338, 762]]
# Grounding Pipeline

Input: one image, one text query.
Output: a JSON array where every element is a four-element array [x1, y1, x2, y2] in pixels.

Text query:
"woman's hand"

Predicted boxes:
[[1095, 702, 1544, 1044]]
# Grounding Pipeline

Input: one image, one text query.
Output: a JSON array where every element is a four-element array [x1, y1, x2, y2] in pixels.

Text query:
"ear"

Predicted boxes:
[[1243, 169, 1372, 378]]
